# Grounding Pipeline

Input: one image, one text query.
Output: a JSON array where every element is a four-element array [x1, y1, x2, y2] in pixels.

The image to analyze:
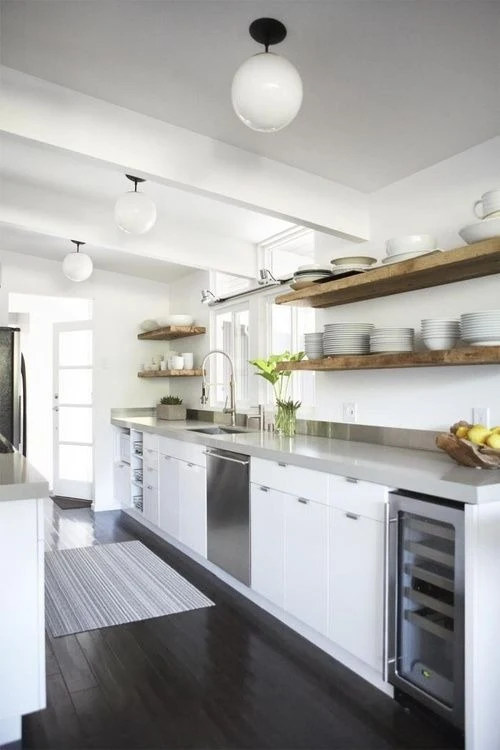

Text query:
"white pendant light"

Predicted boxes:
[[232, 18, 303, 133], [62, 240, 93, 282], [114, 174, 157, 235]]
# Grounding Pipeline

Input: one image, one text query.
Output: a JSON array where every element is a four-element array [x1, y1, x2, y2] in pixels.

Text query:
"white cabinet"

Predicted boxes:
[[284, 495, 329, 635], [113, 462, 130, 507], [329, 508, 385, 672], [159, 453, 180, 538], [178, 461, 207, 558], [143, 482, 159, 526], [250, 484, 285, 609]]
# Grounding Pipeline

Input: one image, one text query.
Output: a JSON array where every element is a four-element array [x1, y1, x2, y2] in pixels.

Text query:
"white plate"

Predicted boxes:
[[458, 216, 500, 245], [381, 249, 441, 265], [468, 340, 500, 346]]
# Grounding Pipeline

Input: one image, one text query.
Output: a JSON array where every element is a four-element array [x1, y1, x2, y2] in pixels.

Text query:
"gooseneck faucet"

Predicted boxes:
[[200, 350, 236, 426]]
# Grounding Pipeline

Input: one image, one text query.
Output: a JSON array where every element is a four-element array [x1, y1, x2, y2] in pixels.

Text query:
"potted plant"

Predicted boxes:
[[249, 351, 305, 436], [156, 395, 186, 421]]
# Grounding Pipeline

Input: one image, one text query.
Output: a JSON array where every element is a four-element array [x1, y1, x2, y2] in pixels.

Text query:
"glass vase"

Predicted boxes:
[[275, 403, 298, 437]]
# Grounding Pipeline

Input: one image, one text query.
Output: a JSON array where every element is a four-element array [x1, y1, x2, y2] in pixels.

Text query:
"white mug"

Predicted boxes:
[[171, 355, 184, 370], [181, 353, 194, 369], [473, 189, 500, 220]]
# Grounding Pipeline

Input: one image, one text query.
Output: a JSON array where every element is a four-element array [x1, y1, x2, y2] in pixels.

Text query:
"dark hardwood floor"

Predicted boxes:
[[23, 500, 463, 750]]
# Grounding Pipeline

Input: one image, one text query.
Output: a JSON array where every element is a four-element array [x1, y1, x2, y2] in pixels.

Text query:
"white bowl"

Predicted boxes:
[[423, 337, 459, 350], [167, 315, 194, 326], [155, 317, 170, 327], [330, 256, 378, 267], [458, 216, 500, 245], [138, 319, 159, 332], [386, 234, 438, 256]]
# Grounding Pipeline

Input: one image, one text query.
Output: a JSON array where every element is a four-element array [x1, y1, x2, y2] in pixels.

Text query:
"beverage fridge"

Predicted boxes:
[[0, 327, 27, 455], [387, 490, 464, 730]]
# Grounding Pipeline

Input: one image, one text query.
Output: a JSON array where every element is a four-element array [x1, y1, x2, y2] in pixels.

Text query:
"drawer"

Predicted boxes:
[[159, 436, 206, 467], [143, 432, 159, 452], [328, 475, 387, 522], [143, 446, 158, 470], [251, 457, 329, 505], [143, 465, 158, 489]]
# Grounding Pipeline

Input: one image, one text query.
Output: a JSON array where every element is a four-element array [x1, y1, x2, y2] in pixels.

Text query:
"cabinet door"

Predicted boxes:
[[179, 461, 207, 558], [250, 484, 285, 608], [159, 454, 180, 538], [143, 483, 159, 526], [284, 495, 329, 635], [329, 508, 384, 672], [113, 462, 130, 507]]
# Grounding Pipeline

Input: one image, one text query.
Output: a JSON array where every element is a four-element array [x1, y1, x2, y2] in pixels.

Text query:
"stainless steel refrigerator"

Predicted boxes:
[[0, 327, 27, 455]]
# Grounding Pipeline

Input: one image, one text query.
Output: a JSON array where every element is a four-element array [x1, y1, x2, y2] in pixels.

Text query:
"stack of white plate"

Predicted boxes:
[[304, 332, 324, 359], [323, 322, 373, 355], [370, 327, 415, 353], [330, 255, 377, 276], [421, 319, 460, 350], [289, 264, 333, 290], [461, 310, 500, 346]]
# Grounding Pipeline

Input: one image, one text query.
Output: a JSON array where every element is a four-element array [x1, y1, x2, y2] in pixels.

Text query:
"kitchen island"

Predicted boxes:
[[0, 451, 49, 747]]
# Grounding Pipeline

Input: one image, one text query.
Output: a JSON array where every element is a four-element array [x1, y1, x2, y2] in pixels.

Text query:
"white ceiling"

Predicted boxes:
[[1, 0, 498, 192], [0, 223, 195, 284]]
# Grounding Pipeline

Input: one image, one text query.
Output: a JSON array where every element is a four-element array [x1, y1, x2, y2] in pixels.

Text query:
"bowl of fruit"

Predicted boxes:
[[436, 421, 500, 469]]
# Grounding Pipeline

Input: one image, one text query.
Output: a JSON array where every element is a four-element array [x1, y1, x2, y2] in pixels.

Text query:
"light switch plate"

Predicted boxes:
[[343, 402, 358, 423], [472, 407, 490, 427]]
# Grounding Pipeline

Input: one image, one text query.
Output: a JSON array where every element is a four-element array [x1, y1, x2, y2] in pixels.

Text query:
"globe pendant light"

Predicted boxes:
[[62, 240, 93, 282], [232, 18, 303, 133], [114, 174, 157, 235]]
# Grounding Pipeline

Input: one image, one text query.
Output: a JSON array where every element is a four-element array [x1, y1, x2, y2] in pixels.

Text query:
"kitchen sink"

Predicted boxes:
[[189, 426, 247, 435]]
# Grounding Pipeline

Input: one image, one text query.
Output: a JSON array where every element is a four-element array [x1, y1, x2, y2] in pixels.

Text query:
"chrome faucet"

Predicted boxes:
[[200, 350, 236, 426]]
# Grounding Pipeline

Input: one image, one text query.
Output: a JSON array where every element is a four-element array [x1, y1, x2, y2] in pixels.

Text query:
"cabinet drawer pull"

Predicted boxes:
[[345, 512, 360, 520], [162, 455, 171, 460], [147, 467, 154, 472], [147, 484, 153, 490], [259, 486, 269, 492], [277, 461, 287, 468], [146, 448, 154, 454], [346, 477, 358, 484], [187, 462, 195, 468], [298, 497, 309, 504]]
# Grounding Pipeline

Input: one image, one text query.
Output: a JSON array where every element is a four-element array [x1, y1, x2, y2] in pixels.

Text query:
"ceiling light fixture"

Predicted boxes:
[[232, 17, 303, 133], [62, 240, 93, 282], [114, 174, 157, 235]]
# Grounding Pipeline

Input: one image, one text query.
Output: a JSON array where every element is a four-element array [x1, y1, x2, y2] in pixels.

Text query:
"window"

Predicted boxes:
[[212, 271, 252, 299], [210, 304, 250, 408]]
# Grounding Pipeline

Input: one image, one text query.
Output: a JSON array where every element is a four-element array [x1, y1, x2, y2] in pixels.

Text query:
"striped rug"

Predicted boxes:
[[45, 540, 214, 637]]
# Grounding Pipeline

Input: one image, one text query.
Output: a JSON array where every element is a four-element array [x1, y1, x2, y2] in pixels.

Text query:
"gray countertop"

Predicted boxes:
[[111, 415, 500, 504], [0, 451, 50, 501]]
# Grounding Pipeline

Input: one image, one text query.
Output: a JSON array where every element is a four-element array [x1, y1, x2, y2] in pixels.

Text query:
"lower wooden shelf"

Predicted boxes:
[[138, 369, 203, 378], [276, 346, 500, 372]]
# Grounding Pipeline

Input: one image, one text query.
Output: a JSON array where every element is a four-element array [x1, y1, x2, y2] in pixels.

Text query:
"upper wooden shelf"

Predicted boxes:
[[138, 325, 206, 341], [276, 346, 500, 372], [274, 238, 500, 309]]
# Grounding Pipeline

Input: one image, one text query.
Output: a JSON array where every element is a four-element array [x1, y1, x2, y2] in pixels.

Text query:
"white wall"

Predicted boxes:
[[313, 137, 500, 430], [0, 250, 173, 510]]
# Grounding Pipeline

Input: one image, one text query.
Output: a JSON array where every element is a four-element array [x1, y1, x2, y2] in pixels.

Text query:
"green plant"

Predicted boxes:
[[160, 395, 183, 405], [249, 351, 305, 403]]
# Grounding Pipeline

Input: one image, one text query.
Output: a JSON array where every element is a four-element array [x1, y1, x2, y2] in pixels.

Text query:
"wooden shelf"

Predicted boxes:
[[275, 238, 500, 308], [138, 325, 206, 341], [276, 346, 500, 372], [138, 369, 203, 378]]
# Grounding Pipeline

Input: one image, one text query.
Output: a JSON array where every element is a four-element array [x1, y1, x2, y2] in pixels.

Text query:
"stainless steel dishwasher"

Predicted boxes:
[[204, 447, 250, 585]]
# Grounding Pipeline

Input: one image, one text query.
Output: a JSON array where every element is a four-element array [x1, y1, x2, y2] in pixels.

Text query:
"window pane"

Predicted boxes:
[[234, 309, 249, 403], [272, 305, 292, 353], [58, 406, 92, 443], [58, 330, 92, 366], [59, 444, 93, 482], [58, 369, 92, 405], [213, 272, 252, 298]]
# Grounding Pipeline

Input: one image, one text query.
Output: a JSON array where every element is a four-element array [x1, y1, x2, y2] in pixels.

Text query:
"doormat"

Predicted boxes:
[[45, 540, 214, 637]]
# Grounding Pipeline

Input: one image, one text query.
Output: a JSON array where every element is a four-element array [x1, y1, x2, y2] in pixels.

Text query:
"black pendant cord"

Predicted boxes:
[[125, 174, 146, 192], [70, 240, 85, 254]]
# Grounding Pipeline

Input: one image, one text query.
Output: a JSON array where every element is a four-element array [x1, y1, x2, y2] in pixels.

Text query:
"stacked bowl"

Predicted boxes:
[[421, 319, 460, 350], [323, 322, 373, 356], [370, 327, 415, 353], [304, 332, 324, 359], [382, 234, 439, 265], [460, 310, 500, 346], [289, 264, 332, 290]]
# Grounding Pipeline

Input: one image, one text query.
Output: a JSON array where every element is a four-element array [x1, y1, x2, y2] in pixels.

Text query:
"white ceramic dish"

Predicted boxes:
[[386, 234, 437, 256], [138, 319, 159, 332], [423, 338, 459, 350], [330, 256, 378, 267], [168, 315, 194, 326], [469, 340, 500, 346], [458, 216, 500, 245], [381, 249, 441, 265]]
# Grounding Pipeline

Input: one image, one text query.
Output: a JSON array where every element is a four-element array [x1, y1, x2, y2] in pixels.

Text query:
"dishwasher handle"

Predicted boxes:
[[203, 450, 250, 466]]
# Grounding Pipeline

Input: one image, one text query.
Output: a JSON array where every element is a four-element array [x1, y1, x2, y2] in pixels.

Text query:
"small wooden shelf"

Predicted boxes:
[[275, 238, 500, 309], [138, 369, 203, 378], [138, 325, 206, 341], [276, 346, 500, 372]]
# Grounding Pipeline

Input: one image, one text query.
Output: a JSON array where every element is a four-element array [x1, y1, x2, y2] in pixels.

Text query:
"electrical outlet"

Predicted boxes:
[[343, 402, 358, 423], [472, 407, 490, 426]]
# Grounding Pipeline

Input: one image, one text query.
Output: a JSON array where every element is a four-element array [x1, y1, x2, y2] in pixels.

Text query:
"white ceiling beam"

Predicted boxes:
[[1, 67, 370, 242], [0, 178, 257, 277]]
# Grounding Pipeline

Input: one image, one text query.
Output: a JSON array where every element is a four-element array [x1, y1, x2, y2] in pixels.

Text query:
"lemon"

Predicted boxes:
[[486, 433, 500, 450], [467, 425, 492, 445]]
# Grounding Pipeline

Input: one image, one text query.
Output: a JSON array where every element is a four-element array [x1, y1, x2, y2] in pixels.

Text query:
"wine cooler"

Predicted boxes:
[[387, 490, 464, 730]]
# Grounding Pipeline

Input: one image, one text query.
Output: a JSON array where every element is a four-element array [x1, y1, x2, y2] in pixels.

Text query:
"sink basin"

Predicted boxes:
[[189, 426, 246, 435]]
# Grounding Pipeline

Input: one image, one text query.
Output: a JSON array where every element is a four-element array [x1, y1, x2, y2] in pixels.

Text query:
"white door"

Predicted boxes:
[[178, 461, 207, 557], [284, 494, 329, 635], [329, 508, 385, 671], [250, 484, 285, 608], [53, 322, 93, 500], [159, 453, 181, 538]]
